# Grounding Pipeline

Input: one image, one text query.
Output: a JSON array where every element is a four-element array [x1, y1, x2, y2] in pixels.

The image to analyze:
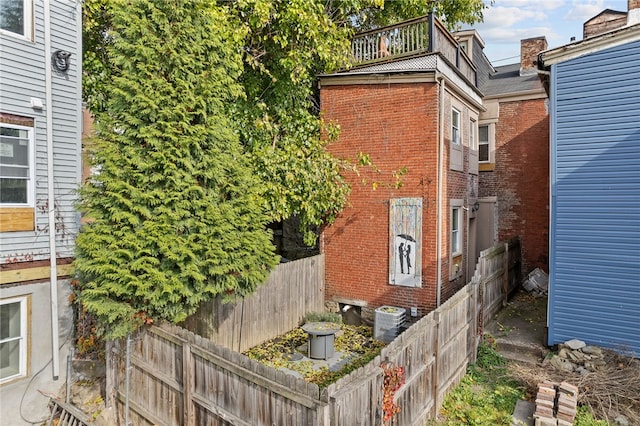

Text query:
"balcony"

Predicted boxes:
[[350, 14, 477, 86], [351, 15, 432, 64]]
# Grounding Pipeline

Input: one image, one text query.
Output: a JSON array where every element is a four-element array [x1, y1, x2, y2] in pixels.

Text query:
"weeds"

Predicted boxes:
[[433, 336, 525, 426], [244, 324, 384, 388]]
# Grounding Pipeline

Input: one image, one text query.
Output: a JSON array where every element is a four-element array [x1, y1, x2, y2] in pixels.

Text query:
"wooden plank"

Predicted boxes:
[[190, 345, 320, 409], [191, 393, 252, 426], [183, 342, 194, 426], [0, 207, 34, 232], [130, 354, 183, 393], [116, 390, 169, 426], [0, 263, 73, 284]]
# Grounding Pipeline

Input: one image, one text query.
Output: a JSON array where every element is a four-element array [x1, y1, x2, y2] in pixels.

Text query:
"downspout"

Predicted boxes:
[[44, 0, 60, 380], [436, 73, 445, 307]]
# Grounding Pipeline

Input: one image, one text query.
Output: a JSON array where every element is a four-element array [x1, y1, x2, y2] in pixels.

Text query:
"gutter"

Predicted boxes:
[[44, 0, 60, 380], [436, 73, 445, 307]]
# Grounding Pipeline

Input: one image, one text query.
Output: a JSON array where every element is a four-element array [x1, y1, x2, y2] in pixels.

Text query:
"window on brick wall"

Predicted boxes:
[[478, 122, 496, 171], [479, 124, 489, 162], [451, 207, 461, 255], [451, 108, 460, 145], [450, 199, 464, 279]]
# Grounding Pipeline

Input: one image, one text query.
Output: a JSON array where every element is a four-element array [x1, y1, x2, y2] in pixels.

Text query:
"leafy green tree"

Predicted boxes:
[[75, 0, 278, 338], [77, 0, 487, 336], [83, 1, 488, 245]]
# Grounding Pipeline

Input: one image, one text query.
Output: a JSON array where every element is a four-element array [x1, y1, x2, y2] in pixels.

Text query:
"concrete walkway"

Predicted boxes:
[[485, 289, 550, 365]]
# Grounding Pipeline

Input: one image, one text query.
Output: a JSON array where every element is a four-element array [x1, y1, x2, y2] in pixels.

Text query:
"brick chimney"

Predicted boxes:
[[520, 36, 547, 76], [629, 0, 640, 26]]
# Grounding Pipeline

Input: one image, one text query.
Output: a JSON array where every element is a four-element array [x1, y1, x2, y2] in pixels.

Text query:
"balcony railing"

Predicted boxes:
[[351, 15, 432, 65]]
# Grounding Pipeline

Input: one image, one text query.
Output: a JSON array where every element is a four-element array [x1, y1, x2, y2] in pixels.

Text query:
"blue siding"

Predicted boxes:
[[549, 40, 640, 353]]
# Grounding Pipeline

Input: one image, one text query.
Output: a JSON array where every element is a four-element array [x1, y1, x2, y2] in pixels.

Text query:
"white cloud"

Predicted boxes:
[[492, 0, 566, 11], [482, 6, 548, 27], [564, 0, 606, 21]]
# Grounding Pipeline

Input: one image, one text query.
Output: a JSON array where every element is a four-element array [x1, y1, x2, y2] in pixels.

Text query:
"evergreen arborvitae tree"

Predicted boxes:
[[75, 0, 278, 338]]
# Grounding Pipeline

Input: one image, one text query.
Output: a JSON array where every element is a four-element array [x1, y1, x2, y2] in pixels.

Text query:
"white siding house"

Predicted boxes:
[[0, 1, 82, 423]]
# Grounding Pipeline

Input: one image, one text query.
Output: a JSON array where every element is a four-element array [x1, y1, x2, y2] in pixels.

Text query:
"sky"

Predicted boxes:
[[464, 0, 629, 65]]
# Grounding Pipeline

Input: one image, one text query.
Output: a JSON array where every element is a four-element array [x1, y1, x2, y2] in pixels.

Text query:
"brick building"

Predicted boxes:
[[478, 38, 550, 274], [319, 16, 486, 320]]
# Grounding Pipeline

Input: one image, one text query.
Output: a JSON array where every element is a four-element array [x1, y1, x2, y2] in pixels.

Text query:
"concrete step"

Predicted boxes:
[[511, 400, 535, 426], [494, 337, 550, 365]]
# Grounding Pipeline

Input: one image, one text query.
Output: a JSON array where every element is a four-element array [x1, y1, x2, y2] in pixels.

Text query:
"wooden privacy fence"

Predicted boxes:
[[106, 241, 520, 425], [182, 254, 325, 353], [476, 237, 521, 326]]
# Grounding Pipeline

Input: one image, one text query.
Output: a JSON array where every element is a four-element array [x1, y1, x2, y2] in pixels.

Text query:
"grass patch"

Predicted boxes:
[[432, 337, 526, 426]]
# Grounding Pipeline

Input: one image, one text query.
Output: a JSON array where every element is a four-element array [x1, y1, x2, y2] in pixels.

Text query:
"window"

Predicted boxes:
[[470, 119, 477, 150], [451, 207, 461, 255], [0, 0, 32, 39], [459, 40, 469, 53], [451, 108, 460, 145], [0, 123, 33, 205], [0, 296, 28, 383], [479, 124, 489, 162]]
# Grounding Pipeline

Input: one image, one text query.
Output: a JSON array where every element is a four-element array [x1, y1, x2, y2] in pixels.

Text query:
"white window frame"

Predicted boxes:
[[0, 122, 35, 207], [469, 118, 477, 150], [0, 296, 29, 384], [478, 122, 496, 164], [450, 202, 463, 257], [451, 108, 460, 145], [0, 0, 33, 41], [479, 124, 489, 162]]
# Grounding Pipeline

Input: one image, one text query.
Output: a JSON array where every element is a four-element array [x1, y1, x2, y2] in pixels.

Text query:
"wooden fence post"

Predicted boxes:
[[105, 340, 117, 409], [431, 311, 440, 417], [183, 341, 194, 425], [502, 242, 509, 307]]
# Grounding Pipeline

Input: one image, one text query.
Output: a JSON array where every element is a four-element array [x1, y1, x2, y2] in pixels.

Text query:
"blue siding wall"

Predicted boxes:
[[549, 40, 640, 353]]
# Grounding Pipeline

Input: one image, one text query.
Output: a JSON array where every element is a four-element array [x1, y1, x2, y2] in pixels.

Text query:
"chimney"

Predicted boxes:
[[520, 36, 548, 76], [629, 0, 640, 26]]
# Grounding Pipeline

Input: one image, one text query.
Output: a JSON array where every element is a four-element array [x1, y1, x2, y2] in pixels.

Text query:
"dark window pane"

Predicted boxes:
[[0, 1, 24, 35], [0, 178, 27, 203], [479, 125, 489, 142], [479, 144, 489, 162]]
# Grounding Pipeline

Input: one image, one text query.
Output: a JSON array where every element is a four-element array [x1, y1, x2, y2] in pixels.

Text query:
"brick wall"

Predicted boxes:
[[320, 82, 472, 315], [479, 98, 549, 274], [520, 37, 547, 75]]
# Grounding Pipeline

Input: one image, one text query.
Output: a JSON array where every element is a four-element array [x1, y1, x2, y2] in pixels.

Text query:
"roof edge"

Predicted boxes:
[[539, 23, 640, 68]]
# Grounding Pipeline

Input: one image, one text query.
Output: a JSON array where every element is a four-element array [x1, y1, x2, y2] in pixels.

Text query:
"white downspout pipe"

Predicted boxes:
[[44, 0, 60, 380], [436, 74, 445, 307]]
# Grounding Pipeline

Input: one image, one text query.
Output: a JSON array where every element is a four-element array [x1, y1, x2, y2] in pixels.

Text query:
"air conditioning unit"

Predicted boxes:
[[374, 306, 406, 343]]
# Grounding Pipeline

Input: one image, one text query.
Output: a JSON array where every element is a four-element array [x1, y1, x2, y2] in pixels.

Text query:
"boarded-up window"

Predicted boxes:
[[389, 198, 422, 287]]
